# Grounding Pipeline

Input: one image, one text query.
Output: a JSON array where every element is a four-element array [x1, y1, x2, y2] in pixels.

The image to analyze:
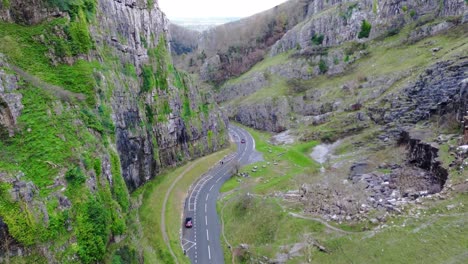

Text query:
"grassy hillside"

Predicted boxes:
[[223, 19, 467, 139], [219, 123, 468, 263], [217, 13, 468, 264], [0, 14, 129, 263]]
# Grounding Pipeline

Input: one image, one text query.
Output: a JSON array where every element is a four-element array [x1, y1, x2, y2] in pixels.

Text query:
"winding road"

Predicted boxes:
[[181, 125, 261, 264]]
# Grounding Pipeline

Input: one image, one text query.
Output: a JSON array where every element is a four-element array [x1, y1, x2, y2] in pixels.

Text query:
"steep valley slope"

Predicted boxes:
[[0, 0, 228, 263]]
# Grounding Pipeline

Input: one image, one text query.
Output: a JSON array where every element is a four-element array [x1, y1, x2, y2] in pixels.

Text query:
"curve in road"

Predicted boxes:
[[181, 125, 260, 264]]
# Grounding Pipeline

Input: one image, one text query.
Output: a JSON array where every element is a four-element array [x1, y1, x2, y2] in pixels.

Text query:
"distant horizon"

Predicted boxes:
[[170, 17, 242, 20], [159, 0, 288, 20], [170, 17, 241, 31]]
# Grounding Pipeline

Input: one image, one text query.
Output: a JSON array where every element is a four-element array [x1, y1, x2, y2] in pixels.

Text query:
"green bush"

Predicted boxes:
[[311, 34, 324, 45], [47, 0, 97, 20], [150, 36, 169, 91], [161, 100, 171, 115], [81, 108, 104, 133], [2, 0, 11, 9], [65, 167, 86, 185], [182, 97, 192, 120], [110, 152, 129, 212], [98, 105, 115, 134], [358, 19, 372, 39], [145, 104, 154, 124], [76, 197, 111, 264], [93, 158, 102, 177], [112, 246, 138, 264], [69, 8, 93, 54], [141, 66, 154, 92], [123, 63, 137, 78], [0, 183, 39, 246], [207, 130, 213, 150], [344, 55, 350, 63], [319, 59, 328, 73]]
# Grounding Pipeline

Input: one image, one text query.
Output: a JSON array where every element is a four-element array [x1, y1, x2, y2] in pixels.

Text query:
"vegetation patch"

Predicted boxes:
[[358, 20, 372, 39], [311, 34, 325, 45], [0, 20, 99, 105]]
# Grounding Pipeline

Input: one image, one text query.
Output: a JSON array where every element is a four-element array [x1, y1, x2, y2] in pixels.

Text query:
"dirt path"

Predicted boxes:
[[288, 212, 359, 235]]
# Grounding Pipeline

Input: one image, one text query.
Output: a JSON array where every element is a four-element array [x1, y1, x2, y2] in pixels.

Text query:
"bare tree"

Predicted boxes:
[[232, 160, 241, 175]]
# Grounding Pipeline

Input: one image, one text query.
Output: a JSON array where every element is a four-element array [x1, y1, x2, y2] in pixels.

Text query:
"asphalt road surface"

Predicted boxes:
[[182, 125, 261, 264]]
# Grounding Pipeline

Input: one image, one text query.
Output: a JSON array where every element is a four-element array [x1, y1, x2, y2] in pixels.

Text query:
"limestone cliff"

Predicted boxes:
[[271, 0, 467, 55], [0, 0, 228, 262], [91, 0, 228, 191], [215, 0, 467, 133]]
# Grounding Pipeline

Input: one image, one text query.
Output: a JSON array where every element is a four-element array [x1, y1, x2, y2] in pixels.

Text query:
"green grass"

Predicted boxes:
[[227, 124, 320, 194], [220, 124, 468, 263], [220, 195, 325, 260], [136, 144, 235, 263], [220, 176, 240, 193], [0, 20, 99, 105], [0, 86, 96, 188]]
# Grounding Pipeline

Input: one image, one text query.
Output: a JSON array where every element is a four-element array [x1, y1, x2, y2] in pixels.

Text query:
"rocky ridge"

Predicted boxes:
[[216, 1, 467, 134]]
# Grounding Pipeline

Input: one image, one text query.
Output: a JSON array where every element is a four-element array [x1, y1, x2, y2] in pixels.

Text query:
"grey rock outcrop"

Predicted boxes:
[[271, 0, 467, 56], [216, 72, 269, 103], [0, 58, 23, 138], [0, 216, 23, 261], [369, 57, 468, 125], [232, 96, 291, 133], [0, 0, 67, 25], [399, 131, 448, 189]]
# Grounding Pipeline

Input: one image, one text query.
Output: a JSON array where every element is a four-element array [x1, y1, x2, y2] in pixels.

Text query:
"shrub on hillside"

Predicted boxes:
[[65, 167, 86, 185], [311, 34, 325, 45], [358, 20, 372, 39], [319, 59, 328, 74]]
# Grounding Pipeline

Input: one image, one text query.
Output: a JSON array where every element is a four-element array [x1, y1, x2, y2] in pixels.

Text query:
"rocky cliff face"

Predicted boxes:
[[0, 62, 23, 139], [0, 0, 67, 25], [216, 1, 467, 133], [91, 0, 228, 190], [369, 58, 468, 127], [271, 0, 467, 55]]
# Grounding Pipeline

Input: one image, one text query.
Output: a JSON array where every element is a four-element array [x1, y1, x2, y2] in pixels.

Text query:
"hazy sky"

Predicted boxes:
[[158, 0, 289, 18]]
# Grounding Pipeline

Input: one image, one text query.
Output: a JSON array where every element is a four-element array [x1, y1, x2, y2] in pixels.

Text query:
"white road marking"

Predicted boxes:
[[184, 126, 257, 263]]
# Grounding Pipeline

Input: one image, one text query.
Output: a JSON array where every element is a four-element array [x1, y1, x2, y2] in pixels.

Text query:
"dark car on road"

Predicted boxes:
[[240, 139, 246, 144], [185, 217, 193, 228]]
